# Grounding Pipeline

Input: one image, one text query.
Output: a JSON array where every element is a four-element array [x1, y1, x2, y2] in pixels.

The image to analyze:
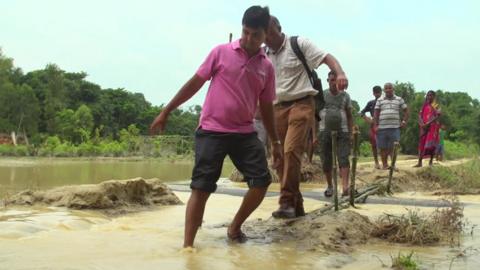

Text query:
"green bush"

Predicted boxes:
[[418, 159, 480, 193], [53, 143, 77, 157], [77, 142, 101, 156], [99, 141, 126, 157], [148, 135, 194, 156], [38, 136, 62, 156], [359, 141, 372, 157], [0, 144, 15, 156], [13, 145, 30, 156], [444, 140, 479, 160]]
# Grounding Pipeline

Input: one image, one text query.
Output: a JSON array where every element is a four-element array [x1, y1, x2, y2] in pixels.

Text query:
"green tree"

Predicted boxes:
[[74, 104, 94, 143], [91, 88, 150, 138], [0, 84, 40, 134], [394, 81, 416, 104], [54, 109, 76, 142], [55, 105, 93, 144], [0, 49, 23, 85]]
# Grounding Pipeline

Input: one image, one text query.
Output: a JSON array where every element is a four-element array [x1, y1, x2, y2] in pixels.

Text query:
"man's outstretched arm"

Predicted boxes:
[[323, 54, 348, 91], [150, 74, 206, 134]]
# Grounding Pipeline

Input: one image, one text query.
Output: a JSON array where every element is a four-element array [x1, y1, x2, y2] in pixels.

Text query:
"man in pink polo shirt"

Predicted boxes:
[[150, 6, 282, 248]]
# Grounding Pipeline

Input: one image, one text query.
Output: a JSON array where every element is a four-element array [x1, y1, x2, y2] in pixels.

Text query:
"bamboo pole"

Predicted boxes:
[[313, 185, 380, 215], [349, 126, 360, 206], [387, 141, 400, 193], [331, 131, 339, 211]]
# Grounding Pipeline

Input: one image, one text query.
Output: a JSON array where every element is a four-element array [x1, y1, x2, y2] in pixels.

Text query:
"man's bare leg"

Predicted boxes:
[[228, 186, 268, 237], [429, 154, 434, 166], [380, 149, 389, 169], [372, 144, 380, 168], [414, 152, 423, 167], [324, 170, 333, 188], [184, 189, 210, 248]]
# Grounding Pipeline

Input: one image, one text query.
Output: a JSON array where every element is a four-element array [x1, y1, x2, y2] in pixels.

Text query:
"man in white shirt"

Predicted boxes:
[[374, 83, 409, 169], [265, 16, 348, 218]]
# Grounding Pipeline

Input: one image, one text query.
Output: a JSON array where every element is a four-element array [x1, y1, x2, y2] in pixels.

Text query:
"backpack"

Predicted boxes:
[[290, 36, 324, 121], [324, 90, 346, 131]]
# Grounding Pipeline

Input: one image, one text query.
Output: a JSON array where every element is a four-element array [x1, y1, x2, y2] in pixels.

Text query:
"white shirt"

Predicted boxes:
[[266, 35, 327, 103]]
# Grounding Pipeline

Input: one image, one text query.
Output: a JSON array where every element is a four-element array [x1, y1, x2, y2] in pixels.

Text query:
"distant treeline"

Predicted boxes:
[[0, 49, 200, 146], [1, 49, 479, 157]]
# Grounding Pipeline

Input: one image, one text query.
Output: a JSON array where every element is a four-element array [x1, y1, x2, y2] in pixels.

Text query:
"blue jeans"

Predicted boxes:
[[376, 128, 400, 150]]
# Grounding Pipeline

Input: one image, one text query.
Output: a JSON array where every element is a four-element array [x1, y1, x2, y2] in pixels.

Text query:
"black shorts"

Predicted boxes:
[[191, 128, 271, 193], [319, 130, 351, 171]]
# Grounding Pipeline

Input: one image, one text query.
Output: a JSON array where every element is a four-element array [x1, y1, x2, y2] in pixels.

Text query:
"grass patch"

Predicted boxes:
[[391, 251, 420, 270], [372, 197, 464, 245], [444, 140, 479, 160], [417, 159, 480, 193]]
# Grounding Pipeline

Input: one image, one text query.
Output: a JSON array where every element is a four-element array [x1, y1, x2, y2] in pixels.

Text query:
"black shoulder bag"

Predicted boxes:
[[290, 36, 324, 121]]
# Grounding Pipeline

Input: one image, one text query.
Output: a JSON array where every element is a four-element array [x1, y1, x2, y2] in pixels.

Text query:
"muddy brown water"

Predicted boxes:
[[0, 157, 234, 197], [1, 158, 479, 269]]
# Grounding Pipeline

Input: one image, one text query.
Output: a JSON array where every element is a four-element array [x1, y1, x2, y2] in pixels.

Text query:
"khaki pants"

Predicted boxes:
[[274, 96, 314, 209]]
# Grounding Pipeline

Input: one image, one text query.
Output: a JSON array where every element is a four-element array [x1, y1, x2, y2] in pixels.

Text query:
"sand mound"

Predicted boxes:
[[229, 167, 280, 183], [242, 210, 373, 253], [5, 178, 182, 214], [229, 160, 323, 183]]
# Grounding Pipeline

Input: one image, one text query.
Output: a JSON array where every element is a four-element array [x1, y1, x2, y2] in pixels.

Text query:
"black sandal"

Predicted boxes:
[[324, 187, 333, 198]]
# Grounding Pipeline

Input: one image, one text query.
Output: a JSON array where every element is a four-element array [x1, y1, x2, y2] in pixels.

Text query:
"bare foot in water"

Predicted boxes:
[[227, 230, 247, 243], [180, 247, 197, 254], [227, 226, 247, 243]]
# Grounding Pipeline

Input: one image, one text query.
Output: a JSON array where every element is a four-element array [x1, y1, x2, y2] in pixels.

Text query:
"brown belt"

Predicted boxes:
[[275, 95, 312, 108]]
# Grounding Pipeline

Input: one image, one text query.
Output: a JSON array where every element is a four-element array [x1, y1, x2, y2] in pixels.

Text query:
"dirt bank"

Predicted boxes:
[[230, 157, 475, 194], [4, 178, 182, 215], [220, 210, 373, 253]]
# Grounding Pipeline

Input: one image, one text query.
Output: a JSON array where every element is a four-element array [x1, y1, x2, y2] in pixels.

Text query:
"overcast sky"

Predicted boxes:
[[2, 0, 479, 108]]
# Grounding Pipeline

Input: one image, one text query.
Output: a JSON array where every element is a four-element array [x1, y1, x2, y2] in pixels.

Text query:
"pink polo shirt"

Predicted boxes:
[[196, 39, 276, 133]]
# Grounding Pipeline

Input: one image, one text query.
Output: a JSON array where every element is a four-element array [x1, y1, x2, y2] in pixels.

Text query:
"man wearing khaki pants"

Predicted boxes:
[[265, 16, 349, 218]]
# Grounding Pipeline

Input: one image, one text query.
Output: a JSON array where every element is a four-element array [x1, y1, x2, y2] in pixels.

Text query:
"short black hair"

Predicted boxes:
[[427, 90, 436, 96], [373, 85, 382, 93], [242, 6, 270, 31], [270, 16, 281, 32]]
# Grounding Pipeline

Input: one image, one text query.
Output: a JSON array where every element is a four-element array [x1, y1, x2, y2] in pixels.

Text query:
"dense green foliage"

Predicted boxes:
[[0, 50, 200, 156], [1, 49, 479, 157]]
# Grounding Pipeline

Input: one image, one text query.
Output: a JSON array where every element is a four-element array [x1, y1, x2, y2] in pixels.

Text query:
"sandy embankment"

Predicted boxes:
[[4, 178, 182, 215]]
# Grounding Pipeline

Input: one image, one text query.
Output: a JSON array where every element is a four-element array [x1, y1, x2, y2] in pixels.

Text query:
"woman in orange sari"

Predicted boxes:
[[414, 91, 441, 167]]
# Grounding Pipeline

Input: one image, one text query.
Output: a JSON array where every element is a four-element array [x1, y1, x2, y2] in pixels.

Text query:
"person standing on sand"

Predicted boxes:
[[360, 85, 382, 169], [374, 83, 409, 170], [318, 71, 354, 197], [436, 124, 446, 162], [150, 6, 282, 248], [414, 90, 441, 167]]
